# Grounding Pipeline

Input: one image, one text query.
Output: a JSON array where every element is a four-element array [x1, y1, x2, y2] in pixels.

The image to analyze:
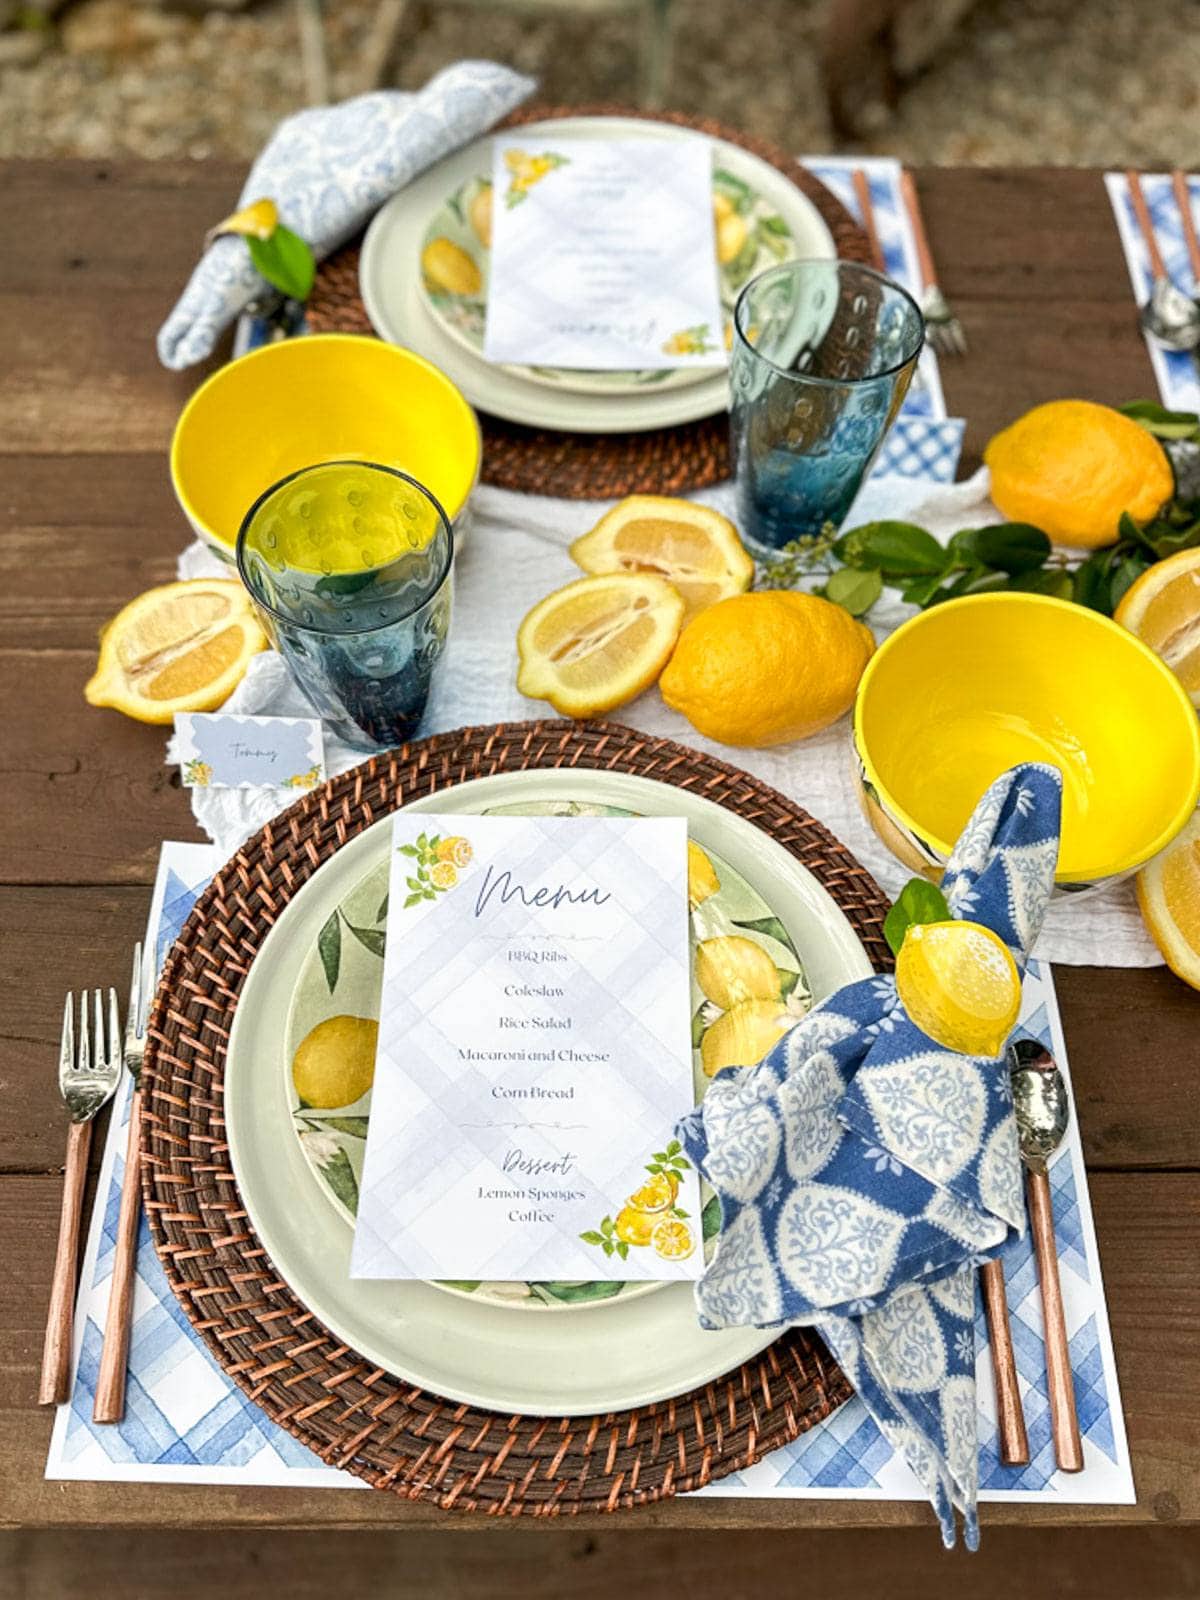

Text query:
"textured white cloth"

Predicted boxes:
[[157, 62, 535, 369], [173, 467, 1159, 967]]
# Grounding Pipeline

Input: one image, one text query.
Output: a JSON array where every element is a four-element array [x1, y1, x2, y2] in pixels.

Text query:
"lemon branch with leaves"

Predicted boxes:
[[759, 401, 1200, 623]]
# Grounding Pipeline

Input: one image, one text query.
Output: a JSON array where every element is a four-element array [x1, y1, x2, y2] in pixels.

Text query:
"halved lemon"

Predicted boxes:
[[516, 572, 684, 718], [895, 920, 1021, 1058], [85, 579, 267, 725], [651, 1216, 695, 1260], [569, 496, 754, 622], [1114, 546, 1200, 706], [1137, 808, 1200, 988]]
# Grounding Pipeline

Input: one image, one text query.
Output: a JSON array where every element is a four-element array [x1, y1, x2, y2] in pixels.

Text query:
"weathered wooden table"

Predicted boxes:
[[1, 163, 1197, 1555]]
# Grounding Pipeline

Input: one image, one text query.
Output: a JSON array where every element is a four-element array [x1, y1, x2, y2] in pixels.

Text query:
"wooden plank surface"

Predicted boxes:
[[4, 1526, 1198, 1599], [0, 159, 1197, 1537]]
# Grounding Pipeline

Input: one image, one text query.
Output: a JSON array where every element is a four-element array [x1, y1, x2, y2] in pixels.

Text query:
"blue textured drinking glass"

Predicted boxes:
[[730, 260, 924, 554], [236, 461, 454, 752]]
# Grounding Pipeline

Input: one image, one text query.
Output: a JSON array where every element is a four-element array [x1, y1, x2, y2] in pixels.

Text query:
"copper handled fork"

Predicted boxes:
[[899, 169, 967, 355], [39, 988, 121, 1405], [94, 943, 149, 1423]]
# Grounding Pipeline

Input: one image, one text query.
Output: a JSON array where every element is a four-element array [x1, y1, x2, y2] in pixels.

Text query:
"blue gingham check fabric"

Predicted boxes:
[[677, 763, 1064, 1547], [158, 60, 534, 369]]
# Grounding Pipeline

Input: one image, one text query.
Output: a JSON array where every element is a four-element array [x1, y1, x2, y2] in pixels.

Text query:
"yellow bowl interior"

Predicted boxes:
[[855, 592, 1200, 883], [171, 335, 480, 555]]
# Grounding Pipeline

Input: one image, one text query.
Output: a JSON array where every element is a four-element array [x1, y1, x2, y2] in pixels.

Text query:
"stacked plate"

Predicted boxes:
[[358, 114, 836, 435], [222, 765, 872, 1416]]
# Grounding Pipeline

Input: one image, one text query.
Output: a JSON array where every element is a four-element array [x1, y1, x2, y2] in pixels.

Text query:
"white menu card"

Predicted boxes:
[[482, 136, 726, 370], [351, 813, 703, 1283]]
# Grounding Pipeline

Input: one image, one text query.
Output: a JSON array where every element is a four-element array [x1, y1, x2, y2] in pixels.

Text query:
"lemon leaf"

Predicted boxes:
[[1118, 399, 1200, 441], [345, 922, 386, 958], [319, 1148, 359, 1213], [884, 878, 952, 957], [317, 911, 341, 993], [248, 224, 315, 302], [701, 1193, 723, 1242], [824, 565, 882, 617], [835, 521, 948, 578], [950, 523, 1050, 574]]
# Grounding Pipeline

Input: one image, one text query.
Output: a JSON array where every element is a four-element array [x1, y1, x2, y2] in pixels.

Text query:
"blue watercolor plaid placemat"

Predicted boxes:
[[1106, 171, 1200, 412], [802, 156, 946, 423], [47, 843, 1132, 1509]]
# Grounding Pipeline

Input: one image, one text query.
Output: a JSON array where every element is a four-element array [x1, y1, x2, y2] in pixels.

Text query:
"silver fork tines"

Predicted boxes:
[[921, 285, 968, 356], [124, 940, 148, 1086], [60, 987, 122, 1123]]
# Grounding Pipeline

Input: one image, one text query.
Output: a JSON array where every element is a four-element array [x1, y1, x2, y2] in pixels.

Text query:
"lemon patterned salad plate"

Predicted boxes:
[[224, 769, 871, 1416], [359, 116, 835, 434], [417, 160, 798, 398], [285, 797, 811, 1311]]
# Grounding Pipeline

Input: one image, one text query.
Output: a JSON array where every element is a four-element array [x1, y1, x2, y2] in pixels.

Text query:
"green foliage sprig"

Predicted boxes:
[[759, 401, 1200, 621]]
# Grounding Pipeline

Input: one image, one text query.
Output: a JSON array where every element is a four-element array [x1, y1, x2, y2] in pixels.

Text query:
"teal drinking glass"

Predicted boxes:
[[236, 461, 454, 752], [730, 260, 924, 554]]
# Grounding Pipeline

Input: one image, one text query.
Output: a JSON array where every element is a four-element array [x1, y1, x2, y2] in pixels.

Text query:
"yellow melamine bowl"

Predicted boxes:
[[853, 592, 1200, 888], [170, 334, 481, 561]]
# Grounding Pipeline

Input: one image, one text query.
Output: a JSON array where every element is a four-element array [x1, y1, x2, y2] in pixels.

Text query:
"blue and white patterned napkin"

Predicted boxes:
[[157, 61, 534, 370], [678, 763, 1063, 1548]]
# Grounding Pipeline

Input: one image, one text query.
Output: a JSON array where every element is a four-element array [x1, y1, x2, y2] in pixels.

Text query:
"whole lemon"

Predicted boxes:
[[659, 590, 874, 747], [291, 1014, 379, 1109], [984, 399, 1173, 549]]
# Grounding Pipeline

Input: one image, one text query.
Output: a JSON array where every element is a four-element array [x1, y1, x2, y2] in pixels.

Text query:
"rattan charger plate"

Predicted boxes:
[[305, 104, 871, 499], [141, 721, 892, 1514]]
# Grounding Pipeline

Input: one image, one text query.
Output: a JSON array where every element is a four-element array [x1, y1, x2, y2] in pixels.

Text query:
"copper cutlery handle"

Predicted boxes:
[[39, 1119, 92, 1405], [1172, 170, 1200, 285], [1126, 169, 1168, 280], [93, 1089, 142, 1423], [898, 169, 937, 291], [1027, 1167, 1084, 1473], [852, 168, 885, 273], [980, 1258, 1029, 1466]]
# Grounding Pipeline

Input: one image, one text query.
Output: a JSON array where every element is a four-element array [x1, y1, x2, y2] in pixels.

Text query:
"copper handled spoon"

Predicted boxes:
[[1010, 1038, 1084, 1473]]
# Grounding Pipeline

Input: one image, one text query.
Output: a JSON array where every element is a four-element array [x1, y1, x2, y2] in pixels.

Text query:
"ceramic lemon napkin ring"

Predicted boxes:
[[679, 762, 1063, 1549]]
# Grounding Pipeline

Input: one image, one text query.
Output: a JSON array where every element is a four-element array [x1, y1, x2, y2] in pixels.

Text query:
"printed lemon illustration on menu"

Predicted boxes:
[[349, 813, 704, 1286], [503, 147, 570, 208], [581, 1140, 695, 1263], [396, 831, 474, 906]]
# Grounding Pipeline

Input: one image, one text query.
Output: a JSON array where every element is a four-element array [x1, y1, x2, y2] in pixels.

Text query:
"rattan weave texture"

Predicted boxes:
[[141, 721, 892, 1513]]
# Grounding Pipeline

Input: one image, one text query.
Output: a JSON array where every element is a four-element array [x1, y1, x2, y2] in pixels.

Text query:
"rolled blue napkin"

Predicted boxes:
[[157, 61, 535, 370], [677, 763, 1063, 1548]]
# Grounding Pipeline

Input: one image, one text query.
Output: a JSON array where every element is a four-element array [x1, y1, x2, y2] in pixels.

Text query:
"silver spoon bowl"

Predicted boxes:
[[1009, 1038, 1069, 1171], [1140, 274, 1200, 352], [1007, 1036, 1083, 1472]]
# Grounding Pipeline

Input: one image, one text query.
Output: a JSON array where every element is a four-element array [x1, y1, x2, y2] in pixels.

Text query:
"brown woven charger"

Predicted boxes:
[[140, 720, 892, 1514], [305, 104, 871, 499]]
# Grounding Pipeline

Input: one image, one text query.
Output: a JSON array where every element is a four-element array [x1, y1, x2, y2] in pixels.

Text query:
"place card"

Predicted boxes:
[[482, 136, 726, 371], [351, 813, 702, 1283], [174, 712, 325, 791]]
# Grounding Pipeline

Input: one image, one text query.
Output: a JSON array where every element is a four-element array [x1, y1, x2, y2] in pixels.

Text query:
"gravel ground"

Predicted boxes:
[[2, 0, 1199, 164]]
